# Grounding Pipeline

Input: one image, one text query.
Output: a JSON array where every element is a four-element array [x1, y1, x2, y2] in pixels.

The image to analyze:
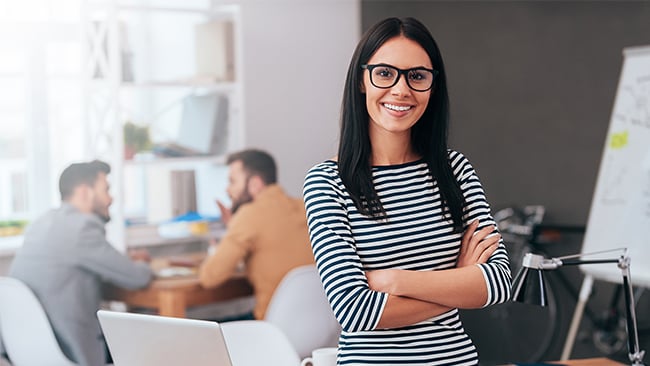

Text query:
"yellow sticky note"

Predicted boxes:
[[609, 131, 628, 149]]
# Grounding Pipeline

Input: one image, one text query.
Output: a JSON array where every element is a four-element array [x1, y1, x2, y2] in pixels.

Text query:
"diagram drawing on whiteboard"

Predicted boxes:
[[581, 45, 650, 287]]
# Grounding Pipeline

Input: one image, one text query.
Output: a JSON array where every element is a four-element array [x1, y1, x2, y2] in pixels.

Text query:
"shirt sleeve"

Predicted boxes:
[[198, 207, 254, 288], [450, 151, 512, 306], [75, 218, 152, 289], [303, 164, 388, 333]]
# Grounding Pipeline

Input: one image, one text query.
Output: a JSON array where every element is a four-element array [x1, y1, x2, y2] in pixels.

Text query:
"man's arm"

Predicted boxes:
[[76, 218, 152, 289], [198, 238, 247, 288], [198, 211, 253, 288]]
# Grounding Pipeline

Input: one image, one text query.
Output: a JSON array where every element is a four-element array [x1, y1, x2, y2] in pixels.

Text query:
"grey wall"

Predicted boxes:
[[363, 1, 650, 225]]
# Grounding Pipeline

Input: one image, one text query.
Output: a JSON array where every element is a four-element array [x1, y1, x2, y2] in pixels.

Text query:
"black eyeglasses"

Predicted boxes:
[[361, 64, 438, 92]]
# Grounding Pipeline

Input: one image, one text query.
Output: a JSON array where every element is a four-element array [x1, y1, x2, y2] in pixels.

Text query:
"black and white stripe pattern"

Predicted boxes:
[[303, 150, 511, 365]]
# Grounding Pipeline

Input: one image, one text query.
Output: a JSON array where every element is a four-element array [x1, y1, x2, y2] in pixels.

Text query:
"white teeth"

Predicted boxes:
[[383, 103, 412, 112]]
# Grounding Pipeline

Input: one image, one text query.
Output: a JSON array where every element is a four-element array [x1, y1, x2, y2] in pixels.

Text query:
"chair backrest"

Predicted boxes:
[[0, 277, 76, 366], [264, 265, 341, 358], [220, 320, 301, 366]]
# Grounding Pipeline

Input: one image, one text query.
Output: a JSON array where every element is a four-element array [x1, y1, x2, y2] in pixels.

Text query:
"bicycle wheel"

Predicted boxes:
[[460, 284, 560, 365], [460, 233, 562, 364]]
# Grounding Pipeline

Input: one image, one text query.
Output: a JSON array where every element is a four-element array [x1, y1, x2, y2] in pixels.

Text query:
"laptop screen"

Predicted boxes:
[[97, 310, 233, 366]]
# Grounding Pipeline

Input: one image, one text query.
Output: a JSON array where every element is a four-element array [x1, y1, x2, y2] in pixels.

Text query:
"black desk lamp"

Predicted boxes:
[[511, 249, 646, 366]]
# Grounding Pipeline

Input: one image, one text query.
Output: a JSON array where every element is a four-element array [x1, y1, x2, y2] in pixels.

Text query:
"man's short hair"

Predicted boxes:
[[59, 160, 111, 200], [227, 149, 277, 185]]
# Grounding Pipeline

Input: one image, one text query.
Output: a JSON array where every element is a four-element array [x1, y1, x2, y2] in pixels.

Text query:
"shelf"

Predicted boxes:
[[124, 154, 227, 167], [127, 233, 213, 248], [117, 5, 235, 15], [89, 79, 237, 91], [126, 222, 226, 248], [87, 2, 240, 16], [120, 80, 237, 91], [84, 0, 243, 252]]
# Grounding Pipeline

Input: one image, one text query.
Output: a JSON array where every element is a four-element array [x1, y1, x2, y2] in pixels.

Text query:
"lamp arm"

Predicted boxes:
[[536, 257, 620, 270], [555, 258, 621, 266], [618, 256, 646, 365], [538, 254, 646, 365], [534, 247, 627, 270]]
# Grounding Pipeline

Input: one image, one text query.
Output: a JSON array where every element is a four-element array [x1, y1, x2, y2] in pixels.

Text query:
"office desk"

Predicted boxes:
[[505, 357, 625, 365], [103, 255, 253, 317], [557, 359, 625, 365]]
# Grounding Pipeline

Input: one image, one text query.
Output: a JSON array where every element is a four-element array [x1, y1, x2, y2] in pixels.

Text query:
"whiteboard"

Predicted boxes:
[[581, 45, 650, 287]]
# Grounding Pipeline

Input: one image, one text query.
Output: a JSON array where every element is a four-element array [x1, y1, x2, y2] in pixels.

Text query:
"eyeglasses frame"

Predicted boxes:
[[361, 63, 438, 92]]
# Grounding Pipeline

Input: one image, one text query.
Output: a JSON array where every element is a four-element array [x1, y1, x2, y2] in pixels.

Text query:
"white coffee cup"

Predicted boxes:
[[300, 347, 337, 366]]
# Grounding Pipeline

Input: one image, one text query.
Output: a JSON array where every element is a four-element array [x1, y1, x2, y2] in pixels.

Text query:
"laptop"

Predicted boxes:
[[97, 310, 233, 366]]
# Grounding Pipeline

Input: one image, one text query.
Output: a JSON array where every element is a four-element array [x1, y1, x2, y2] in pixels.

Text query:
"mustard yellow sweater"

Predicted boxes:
[[199, 184, 315, 319]]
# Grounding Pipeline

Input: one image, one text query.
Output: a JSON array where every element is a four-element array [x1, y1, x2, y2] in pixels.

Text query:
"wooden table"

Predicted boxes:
[[555, 358, 626, 365], [504, 357, 626, 365], [103, 255, 253, 317]]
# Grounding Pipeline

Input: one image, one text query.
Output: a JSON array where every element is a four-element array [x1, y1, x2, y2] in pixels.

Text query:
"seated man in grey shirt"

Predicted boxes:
[[9, 160, 152, 366]]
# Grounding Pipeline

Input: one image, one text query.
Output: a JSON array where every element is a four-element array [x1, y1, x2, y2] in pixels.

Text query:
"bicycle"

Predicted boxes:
[[460, 205, 562, 365], [460, 205, 647, 365]]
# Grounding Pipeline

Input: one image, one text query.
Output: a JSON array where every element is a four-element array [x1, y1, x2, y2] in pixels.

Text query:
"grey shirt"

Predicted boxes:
[[9, 203, 152, 366]]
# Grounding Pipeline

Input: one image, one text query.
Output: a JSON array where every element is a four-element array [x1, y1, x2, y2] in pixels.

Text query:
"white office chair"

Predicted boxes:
[[0, 277, 76, 366], [0, 327, 10, 366], [264, 265, 341, 359], [0, 355, 11, 366], [221, 320, 301, 366]]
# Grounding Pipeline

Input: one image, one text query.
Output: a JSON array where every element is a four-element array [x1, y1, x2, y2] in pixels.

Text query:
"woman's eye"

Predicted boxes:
[[375, 68, 393, 78], [409, 71, 425, 80]]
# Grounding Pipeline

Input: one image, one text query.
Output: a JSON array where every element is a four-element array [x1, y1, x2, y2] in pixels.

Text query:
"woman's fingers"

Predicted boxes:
[[461, 220, 479, 244], [458, 221, 501, 266], [470, 224, 496, 245], [477, 233, 500, 256], [477, 240, 500, 263]]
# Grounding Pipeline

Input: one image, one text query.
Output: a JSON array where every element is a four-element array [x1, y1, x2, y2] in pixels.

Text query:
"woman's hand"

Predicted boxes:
[[456, 220, 501, 268], [366, 221, 501, 297]]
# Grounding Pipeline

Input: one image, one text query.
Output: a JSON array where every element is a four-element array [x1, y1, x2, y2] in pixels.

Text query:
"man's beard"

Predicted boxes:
[[230, 189, 253, 214], [92, 203, 111, 223]]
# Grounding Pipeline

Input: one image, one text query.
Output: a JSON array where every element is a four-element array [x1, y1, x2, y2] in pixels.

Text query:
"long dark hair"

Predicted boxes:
[[337, 17, 465, 232]]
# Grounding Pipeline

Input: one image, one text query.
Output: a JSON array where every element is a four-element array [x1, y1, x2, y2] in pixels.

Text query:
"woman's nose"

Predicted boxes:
[[391, 74, 411, 96]]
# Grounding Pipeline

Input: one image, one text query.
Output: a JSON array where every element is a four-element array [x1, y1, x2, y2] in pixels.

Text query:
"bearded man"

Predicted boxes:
[[198, 149, 314, 320], [9, 160, 152, 366]]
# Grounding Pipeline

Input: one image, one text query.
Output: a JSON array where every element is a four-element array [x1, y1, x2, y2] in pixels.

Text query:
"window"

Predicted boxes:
[[0, 0, 86, 240]]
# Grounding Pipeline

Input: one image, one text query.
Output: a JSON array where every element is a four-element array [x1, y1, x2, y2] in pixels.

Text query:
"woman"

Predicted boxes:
[[303, 17, 512, 365]]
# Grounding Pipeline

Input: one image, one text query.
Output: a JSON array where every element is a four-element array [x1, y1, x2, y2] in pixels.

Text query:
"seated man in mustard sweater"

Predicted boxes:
[[198, 149, 315, 320]]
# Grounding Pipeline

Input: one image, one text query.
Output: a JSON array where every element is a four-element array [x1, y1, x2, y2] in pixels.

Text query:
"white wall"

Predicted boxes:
[[240, 0, 361, 196]]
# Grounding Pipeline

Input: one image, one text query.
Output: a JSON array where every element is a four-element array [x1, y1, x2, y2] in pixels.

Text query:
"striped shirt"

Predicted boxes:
[[303, 150, 512, 365]]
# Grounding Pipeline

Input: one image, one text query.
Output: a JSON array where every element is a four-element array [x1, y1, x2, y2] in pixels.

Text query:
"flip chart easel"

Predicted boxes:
[[562, 45, 650, 360]]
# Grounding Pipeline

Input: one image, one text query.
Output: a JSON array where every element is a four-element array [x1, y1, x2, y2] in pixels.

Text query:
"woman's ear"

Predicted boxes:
[[360, 81, 366, 94]]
